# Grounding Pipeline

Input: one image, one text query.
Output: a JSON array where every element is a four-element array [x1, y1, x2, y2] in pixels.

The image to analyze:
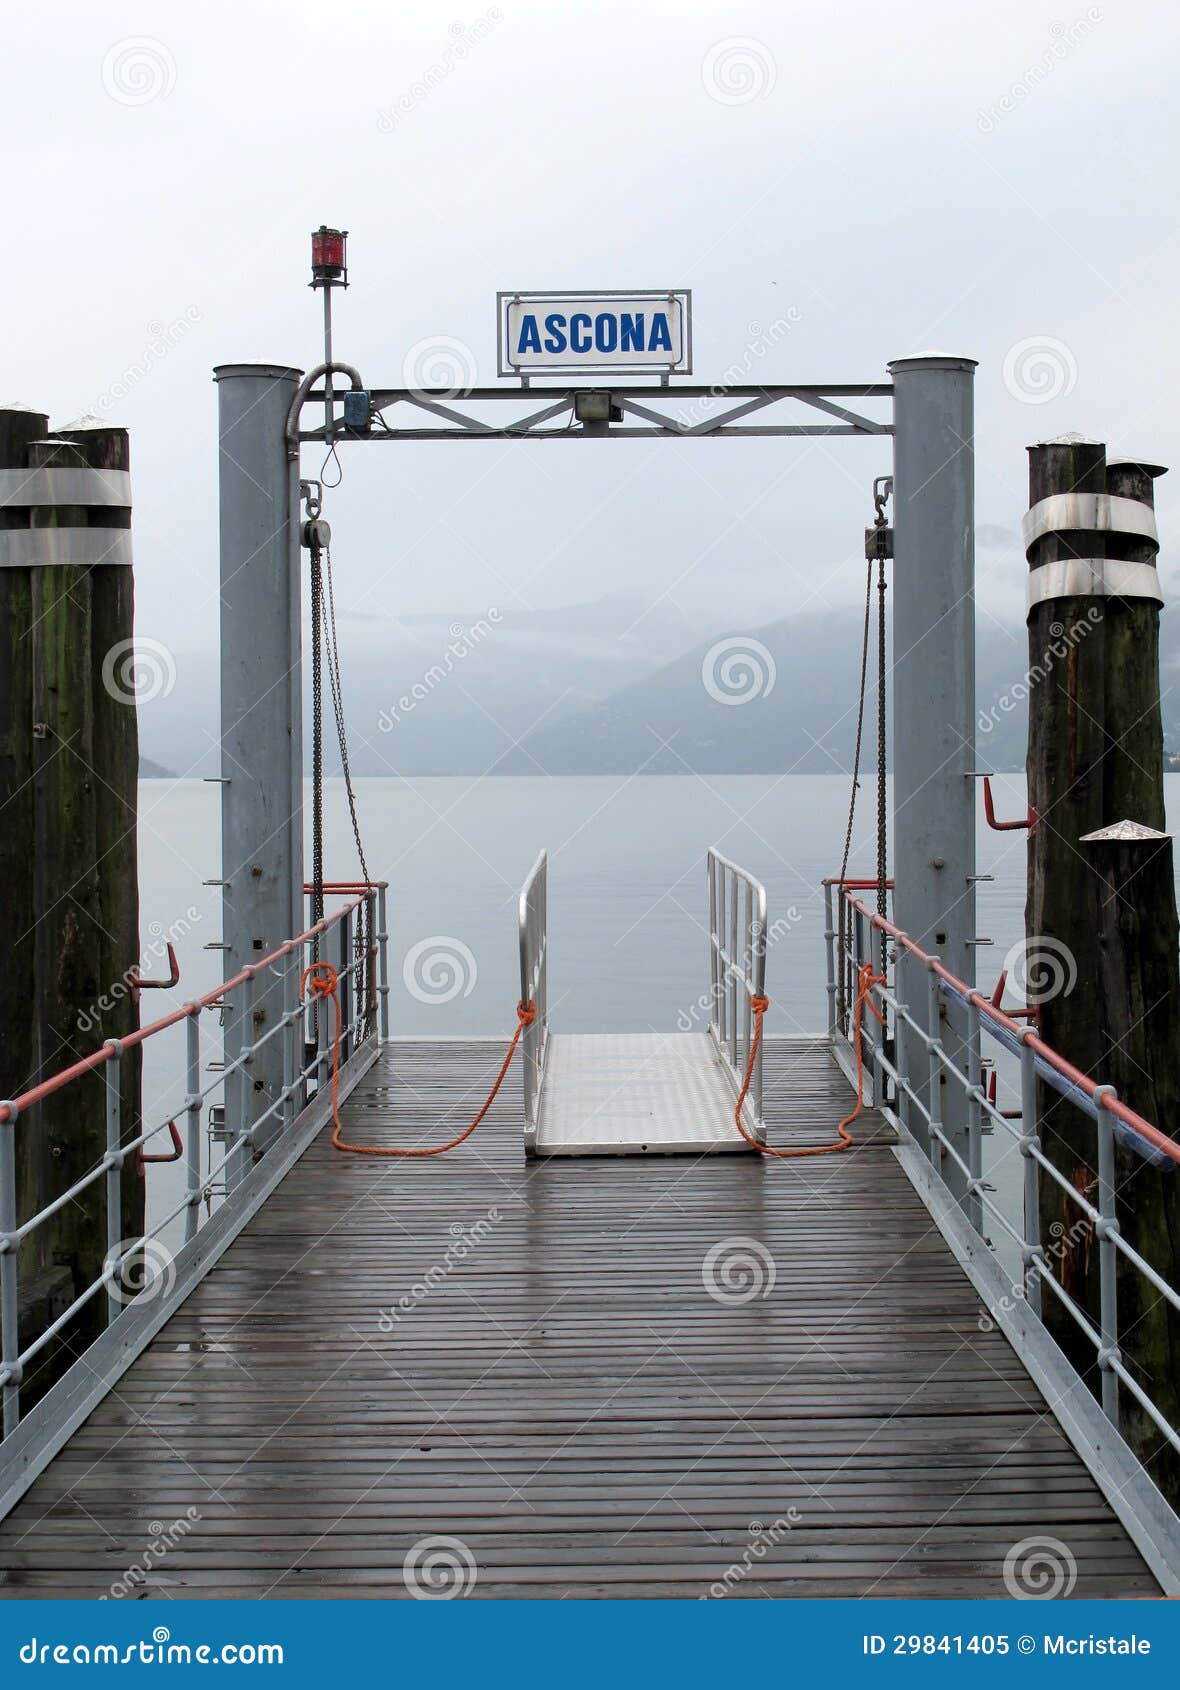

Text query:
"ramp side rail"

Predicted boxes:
[[519, 850, 549, 1154], [706, 849, 767, 1141], [830, 882, 1180, 1585], [0, 882, 388, 1521]]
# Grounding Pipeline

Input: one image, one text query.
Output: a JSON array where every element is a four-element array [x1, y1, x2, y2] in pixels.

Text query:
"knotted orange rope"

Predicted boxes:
[[301, 960, 536, 1158], [732, 963, 884, 1158]]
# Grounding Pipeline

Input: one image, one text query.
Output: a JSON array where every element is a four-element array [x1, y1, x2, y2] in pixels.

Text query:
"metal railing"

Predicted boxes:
[[519, 850, 549, 1154], [706, 849, 767, 1142], [830, 883, 1180, 1463], [0, 881, 388, 1511]]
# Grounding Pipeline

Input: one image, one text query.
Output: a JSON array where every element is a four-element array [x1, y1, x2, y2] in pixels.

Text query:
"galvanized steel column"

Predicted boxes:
[[888, 353, 978, 1197], [214, 363, 304, 1163]]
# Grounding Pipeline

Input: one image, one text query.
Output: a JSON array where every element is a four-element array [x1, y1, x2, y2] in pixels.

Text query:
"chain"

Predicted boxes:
[[322, 541, 370, 886], [837, 557, 875, 1029], [322, 540, 375, 1034], [876, 549, 888, 920], [871, 477, 891, 922], [310, 544, 325, 940]]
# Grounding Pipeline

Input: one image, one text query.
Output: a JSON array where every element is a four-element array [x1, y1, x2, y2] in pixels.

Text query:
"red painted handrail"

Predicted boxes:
[[845, 891, 1180, 1166], [822, 877, 895, 890], [0, 891, 373, 1125]]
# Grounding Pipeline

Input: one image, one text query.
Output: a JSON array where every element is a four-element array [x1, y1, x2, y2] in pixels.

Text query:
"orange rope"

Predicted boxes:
[[300, 961, 535, 1158], [733, 964, 884, 1158]]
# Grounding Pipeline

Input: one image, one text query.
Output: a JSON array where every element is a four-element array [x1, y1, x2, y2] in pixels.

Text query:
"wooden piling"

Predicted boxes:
[[0, 411, 142, 1402], [1025, 437, 1180, 1499], [0, 407, 62, 1346]]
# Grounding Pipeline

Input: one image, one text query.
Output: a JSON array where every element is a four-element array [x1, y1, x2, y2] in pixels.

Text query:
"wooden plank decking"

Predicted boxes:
[[0, 1038, 1158, 1598]]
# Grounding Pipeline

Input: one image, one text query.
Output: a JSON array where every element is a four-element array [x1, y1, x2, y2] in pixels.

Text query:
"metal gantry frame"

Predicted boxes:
[[293, 379, 894, 444], [218, 347, 978, 1187]]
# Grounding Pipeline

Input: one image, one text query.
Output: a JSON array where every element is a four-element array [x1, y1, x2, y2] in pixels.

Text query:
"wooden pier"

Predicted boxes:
[[0, 1039, 1157, 1599]]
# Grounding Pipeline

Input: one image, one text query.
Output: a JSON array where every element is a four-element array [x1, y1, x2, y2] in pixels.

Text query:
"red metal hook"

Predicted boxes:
[[135, 1119, 183, 1177], [986, 1071, 1023, 1121], [130, 942, 180, 1003], [981, 775, 1036, 835], [990, 969, 1039, 1023]]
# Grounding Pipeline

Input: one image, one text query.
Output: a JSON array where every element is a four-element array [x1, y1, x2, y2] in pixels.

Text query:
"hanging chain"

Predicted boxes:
[[322, 540, 370, 887], [302, 481, 375, 1037], [869, 478, 892, 922], [322, 539, 375, 1034], [310, 544, 325, 936], [836, 558, 874, 1031]]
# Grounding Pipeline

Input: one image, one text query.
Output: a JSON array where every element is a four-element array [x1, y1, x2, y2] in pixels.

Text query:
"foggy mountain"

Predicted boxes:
[[139, 596, 1180, 779]]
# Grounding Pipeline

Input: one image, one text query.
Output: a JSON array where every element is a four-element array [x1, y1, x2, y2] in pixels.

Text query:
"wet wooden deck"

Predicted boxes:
[[0, 1038, 1157, 1598]]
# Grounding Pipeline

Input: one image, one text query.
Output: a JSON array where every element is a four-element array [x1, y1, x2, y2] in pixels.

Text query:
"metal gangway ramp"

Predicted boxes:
[[0, 861, 1177, 1599], [520, 851, 766, 1157]]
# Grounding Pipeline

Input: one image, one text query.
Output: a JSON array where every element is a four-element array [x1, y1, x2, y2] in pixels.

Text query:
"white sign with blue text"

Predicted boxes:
[[498, 291, 691, 376]]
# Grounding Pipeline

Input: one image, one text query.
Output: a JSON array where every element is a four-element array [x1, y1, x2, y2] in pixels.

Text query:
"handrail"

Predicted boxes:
[[850, 895, 1180, 1167], [518, 850, 548, 1154], [0, 881, 390, 1451], [707, 848, 768, 1141], [0, 893, 377, 1126], [829, 882, 1180, 1474]]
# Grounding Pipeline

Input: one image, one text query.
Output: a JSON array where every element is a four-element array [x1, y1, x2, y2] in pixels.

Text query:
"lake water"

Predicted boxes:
[[136, 772, 1180, 1262]]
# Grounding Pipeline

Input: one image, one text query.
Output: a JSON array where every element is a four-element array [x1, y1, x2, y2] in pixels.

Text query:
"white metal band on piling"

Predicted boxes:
[[0, 529, 133, 567], [1026, 557, 1164, 610], [0, 467, 132, 508], [1021, 492, 1160, 551]]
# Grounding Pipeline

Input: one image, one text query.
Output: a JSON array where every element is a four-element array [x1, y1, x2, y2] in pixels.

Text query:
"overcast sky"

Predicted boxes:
[[8, 0, 1176, 663]]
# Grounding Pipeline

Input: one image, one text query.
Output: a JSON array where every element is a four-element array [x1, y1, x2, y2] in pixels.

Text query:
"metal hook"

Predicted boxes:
[[872, 475, 893, 525]]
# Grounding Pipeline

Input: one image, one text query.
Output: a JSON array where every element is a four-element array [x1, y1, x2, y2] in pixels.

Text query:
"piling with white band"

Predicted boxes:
[[1025, 488, 1162, 613], [0, 463, 134, 568]]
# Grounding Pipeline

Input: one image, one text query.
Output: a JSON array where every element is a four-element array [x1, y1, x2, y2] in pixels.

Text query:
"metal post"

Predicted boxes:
[[230, 967, 258, 1189], [185, 1012, 201, 1244], [336, 913, 353, 1065], [752, 898, 765, 1127], [539, 866, 548, 1039], [103, 1044, 123, 1328], [741, 882, 752, 1074], [966, 1000, 983, 1236], [214, 362, 304, 1161], [1020, 1039, 1042, 1317], [713, 872, 720, 1041], [925, 967, 943, 1173], [822, 881, 837, 1040], [0, 1107, 20, 1436], [727, 874, 738, 1068], [376, 884, 390, 1043], [1094, 1087, 1121, 1427], [888, 353, 978, 1200], [279, 951, 297, 1139], [708, 855, 718, 1032]]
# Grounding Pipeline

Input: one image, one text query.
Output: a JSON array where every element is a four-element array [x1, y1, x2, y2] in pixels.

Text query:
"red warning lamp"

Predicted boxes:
[[310, 226, 348, 289]]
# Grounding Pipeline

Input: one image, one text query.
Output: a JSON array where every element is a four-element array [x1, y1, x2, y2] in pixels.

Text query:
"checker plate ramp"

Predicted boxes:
[[533, 1033, 758, 1156]]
